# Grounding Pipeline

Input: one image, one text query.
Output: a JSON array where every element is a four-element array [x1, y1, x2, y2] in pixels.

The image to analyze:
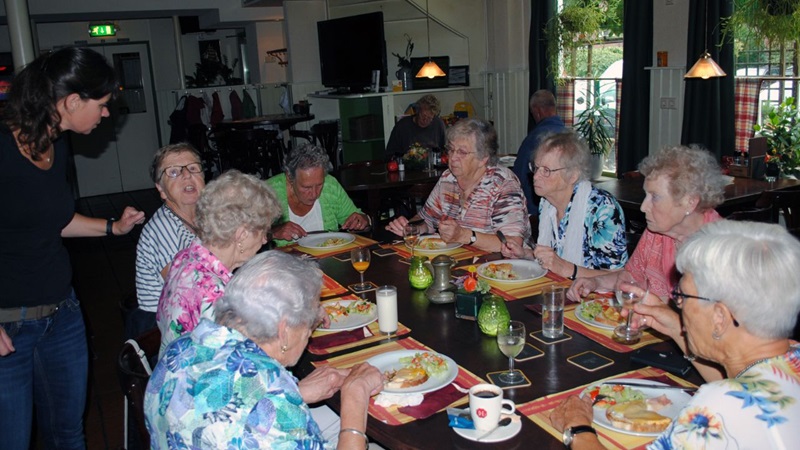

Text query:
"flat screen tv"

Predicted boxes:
[[317, 12, 388, 93]]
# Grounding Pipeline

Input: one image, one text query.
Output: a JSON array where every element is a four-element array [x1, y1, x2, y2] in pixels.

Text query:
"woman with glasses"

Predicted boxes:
[[551, 220, 800, 449], [132, 143, 206, 339], [156, 170, 281, 355], [568, 144, 727, 301], [386, 118, 530, 252], [501, 130, 627, 280], [385, 94, 446, 160]]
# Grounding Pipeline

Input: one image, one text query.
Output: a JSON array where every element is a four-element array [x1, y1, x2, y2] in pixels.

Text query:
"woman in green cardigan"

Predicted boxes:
[[267, 143, 369, 246]]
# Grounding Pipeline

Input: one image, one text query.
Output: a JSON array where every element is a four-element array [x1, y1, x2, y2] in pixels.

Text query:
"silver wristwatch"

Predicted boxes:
[[562, 425, 596, 448]]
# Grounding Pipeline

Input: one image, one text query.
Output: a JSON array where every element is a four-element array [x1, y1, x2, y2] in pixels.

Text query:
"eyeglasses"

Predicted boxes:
[[669, 288, 739, 327], [529, 163, 567, 177], [160, 163, 203, 179], [446, 146, 476, 159]]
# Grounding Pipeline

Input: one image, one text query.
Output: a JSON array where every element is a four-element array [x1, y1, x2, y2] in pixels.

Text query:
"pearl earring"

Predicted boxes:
[[237, 242, 244, 254], [280, 344, 287, 353]]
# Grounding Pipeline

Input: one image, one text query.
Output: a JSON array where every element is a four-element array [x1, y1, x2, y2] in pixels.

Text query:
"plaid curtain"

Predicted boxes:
[[556, 78, 575, 126], [734, 78, 761, 155]]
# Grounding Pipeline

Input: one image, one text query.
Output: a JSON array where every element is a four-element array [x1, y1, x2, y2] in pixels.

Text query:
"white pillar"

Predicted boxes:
[[5, 0, 35, 70]]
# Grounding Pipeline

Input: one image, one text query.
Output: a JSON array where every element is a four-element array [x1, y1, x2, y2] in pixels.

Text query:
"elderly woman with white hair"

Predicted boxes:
[[501, 130, 628, 280], [145, 251, 384, 449], [551, 221, 800, 449], [156, 170, 281, 354]]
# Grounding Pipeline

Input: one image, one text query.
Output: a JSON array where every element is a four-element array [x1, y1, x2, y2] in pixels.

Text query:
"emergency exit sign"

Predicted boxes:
[[88, 24, 116, 38]]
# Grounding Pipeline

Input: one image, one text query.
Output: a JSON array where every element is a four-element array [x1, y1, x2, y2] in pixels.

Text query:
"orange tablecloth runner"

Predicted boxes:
[[564, 305, 668, 353], [320, 274, 348, 298], [280, 234, 378, 258], [518, 367, 697, 449], [385, 242, 489, 262], [455, 265, 569, 301], [312, 338, 485, 425]]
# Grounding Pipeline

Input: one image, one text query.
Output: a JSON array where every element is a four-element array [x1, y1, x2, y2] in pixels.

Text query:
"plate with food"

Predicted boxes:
[[366, 350, 458, 395], [297, 232, 355, 249], [413, 234, 462, 254], [575, 298, 623, 330], [477, 259, 546, 284], [582, 380, 692, 437], [318, 299, 377, 332]]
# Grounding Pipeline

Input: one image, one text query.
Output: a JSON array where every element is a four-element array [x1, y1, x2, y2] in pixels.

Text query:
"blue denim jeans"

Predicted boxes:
[[0, 291, 88, 450]]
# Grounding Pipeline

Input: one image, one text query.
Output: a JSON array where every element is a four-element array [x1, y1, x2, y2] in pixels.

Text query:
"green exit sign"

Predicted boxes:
[[88, 24, 116, 38]]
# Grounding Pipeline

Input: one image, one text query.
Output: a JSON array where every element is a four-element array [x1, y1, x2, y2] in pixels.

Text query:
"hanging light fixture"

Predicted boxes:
[[416, 0, 446, 79], [685, 0, 726, 79]]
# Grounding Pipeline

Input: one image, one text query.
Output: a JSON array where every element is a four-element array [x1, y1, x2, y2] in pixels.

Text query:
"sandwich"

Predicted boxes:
[[384, 367, 429, 389], [605, 400, 672, 433]]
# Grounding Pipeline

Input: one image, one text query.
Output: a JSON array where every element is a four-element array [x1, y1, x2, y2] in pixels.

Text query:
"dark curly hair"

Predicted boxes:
[[3, 47, 118, 161]]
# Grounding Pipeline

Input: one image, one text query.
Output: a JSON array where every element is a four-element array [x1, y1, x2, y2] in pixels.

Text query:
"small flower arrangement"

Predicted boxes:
[[754, 97, 800, 176], [454, 267, 491, 294], [402, 143, 429, 170], [392, 34, 414, 68]]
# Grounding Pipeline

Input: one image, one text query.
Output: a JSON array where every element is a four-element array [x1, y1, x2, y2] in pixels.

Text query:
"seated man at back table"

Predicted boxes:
[[512, 89, 566, 217], [267, 143, 370, 246], [385, 94, 446, 160]]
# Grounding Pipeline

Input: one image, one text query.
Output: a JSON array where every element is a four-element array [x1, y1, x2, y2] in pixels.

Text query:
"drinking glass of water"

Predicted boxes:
[[496, 320, 525, 383], [613, 271, 649, 344], [542, 285, 565, 339]]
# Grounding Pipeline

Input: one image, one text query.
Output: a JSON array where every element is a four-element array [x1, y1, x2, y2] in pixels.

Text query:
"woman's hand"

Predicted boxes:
[[385, 216, 411, 237], [438, 218, 467, 244], [342, 212, 370, 231], [533, 246, 571, 277], [272, 221, 307, 241], [567, 277, 600, 303], [341, 362, 385, 399], [115, 207, 145, 235], [0, 328, 15, 356], [630, 294, 682, 340], [297, 366, 351, 404], [501, 240, 527, 259], [550, 395, 594, 432]]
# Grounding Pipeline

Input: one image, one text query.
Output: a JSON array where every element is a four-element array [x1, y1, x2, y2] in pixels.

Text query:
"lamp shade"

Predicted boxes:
[[416, 60, 446, 79], [684, 52, 726, 79]]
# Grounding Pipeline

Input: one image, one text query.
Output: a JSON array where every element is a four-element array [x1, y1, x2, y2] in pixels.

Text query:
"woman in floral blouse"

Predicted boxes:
[[155, 169, 281, 355], [501, 130, 628, 281], [551, 221, 800, 449], [145, 251, 383, 449]]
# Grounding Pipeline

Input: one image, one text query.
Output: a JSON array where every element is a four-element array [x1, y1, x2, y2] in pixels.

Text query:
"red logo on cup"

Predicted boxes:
[[476, 408, 487, 418]]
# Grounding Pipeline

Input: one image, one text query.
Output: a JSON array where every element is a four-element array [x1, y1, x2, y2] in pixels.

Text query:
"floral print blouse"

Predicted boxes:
[[649, 344, 800, 449], [144, 319, 326, 449], [156, 239, 232, 355]]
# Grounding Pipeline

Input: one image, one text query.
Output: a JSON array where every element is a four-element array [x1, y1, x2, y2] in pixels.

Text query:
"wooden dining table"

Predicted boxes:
[[215, 112, 315, 131], [293, 242, 701, 449]]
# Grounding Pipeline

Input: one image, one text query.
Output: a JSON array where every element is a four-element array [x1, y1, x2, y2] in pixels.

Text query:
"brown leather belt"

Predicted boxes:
[[0, 303, 60, 323]]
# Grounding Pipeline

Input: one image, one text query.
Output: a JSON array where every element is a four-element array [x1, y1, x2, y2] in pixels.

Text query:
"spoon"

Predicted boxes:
[[475, 417, 512, 441]]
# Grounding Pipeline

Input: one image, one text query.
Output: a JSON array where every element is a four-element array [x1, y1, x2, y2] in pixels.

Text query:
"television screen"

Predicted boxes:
[[317, 12, 388, 92]]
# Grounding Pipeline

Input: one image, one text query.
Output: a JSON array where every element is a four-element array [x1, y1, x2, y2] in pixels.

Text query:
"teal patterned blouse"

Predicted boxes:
[[144, 319, 326, 449]]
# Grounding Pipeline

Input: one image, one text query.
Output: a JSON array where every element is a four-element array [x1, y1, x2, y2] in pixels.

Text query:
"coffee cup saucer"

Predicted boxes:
[[453, 415, 522, 443]]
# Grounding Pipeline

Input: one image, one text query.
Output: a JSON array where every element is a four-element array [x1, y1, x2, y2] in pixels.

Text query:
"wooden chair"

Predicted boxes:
[[212, 128, 285, 179], [725, 205, 775, 223], [118, 327, 161, 450], [758, 189, 800, 238], [290, 120, 341, 170]]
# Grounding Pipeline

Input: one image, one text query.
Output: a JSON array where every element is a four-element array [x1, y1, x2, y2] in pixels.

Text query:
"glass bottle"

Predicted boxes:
[[408, 255, 433, 289], [477, 294, 510, 336]]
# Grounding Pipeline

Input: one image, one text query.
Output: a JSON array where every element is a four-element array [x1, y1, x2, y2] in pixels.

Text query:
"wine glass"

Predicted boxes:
[[403, 224, 420, 262], [496, 320, 526, 383], [613, 271, 649, 344], [350, 247, 372, 293]]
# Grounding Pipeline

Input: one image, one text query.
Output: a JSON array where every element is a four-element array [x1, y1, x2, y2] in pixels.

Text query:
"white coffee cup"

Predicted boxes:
[[468, 383, 516, 431]]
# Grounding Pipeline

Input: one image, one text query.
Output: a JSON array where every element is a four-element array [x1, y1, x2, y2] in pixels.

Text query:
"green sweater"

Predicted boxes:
[[266, 173, 362, 247]]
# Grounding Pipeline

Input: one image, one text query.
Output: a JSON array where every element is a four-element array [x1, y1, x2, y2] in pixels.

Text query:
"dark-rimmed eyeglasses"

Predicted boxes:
[[160, 163, 203, 180], [670, 288, 739, 327], [529, 163, 566, 178]]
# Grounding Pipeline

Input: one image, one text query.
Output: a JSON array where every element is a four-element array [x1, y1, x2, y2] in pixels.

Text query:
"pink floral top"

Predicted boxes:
[[156, 239, 232, 355]]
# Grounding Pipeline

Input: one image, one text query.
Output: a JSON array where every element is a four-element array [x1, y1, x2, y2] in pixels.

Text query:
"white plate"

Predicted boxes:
[[413, 234, 462, 254], [574, 300, 622, 330], [453, 416, 522, 442], [317, 299, 377, 332], [366, 350, 458, 395], [297, 232, 355, 250], [583, 379, 692, 437], [477, 259, 546, 284]]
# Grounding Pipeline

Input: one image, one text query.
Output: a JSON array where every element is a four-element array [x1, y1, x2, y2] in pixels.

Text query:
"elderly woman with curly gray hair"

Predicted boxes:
[[145, 251, 384, 449], [552, 220, 800, 449], [156, 169, 281, 354], [267, 143, 369, 246], [569, 144, 728, 301]]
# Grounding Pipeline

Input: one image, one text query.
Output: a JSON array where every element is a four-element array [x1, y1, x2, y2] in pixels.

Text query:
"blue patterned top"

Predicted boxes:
[[144, 319, 326, 449], [539, 184, 628, 269], [649, 344, 800, 449]]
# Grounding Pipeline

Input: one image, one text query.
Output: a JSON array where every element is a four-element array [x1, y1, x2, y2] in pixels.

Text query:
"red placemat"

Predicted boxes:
[[563, 304, 668, 353]]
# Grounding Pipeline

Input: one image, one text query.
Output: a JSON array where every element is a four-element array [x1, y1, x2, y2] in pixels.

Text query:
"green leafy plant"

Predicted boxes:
[[392, 34, 414, 68], [185, 56, 243, 88], [755, 97, 800, 175], [723, 0, 800, 50], [574, 87, 614, 156]]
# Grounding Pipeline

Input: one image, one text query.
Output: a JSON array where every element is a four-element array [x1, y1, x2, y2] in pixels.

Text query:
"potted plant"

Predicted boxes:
[[723, 0, 800, 49], [574, 86, 614, 180], [545, 0, 620, 76], [754, 96, 800, 177], [392, 34, 414, 90]]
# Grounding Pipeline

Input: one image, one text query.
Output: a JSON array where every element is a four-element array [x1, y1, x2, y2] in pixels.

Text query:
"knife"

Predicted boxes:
[[496, 230, 507, 245], [602, 381, 697, 392]]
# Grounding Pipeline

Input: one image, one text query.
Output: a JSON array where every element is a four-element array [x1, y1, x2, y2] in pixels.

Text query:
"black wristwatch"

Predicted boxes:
[[469, 229, 477, 244], [562, 425, 596, 448]]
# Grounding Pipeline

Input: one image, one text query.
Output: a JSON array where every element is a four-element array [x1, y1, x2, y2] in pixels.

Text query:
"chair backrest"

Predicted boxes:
[[726, 205, 775, 223], [118, 327, 161, 449], [212, 128, 283, 178], [311, 121, 340, 170], [764, 189, 800, 237]]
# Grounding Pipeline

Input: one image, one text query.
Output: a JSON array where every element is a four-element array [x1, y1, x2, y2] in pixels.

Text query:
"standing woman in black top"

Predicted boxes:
[[0, 47, 145, 449]]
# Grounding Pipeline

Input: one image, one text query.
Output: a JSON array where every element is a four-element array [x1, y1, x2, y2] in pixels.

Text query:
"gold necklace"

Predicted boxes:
[[734, 357, 772, 378]]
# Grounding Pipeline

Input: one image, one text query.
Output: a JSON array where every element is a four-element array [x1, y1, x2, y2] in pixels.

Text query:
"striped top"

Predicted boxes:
[[135, 205, 196, 312]]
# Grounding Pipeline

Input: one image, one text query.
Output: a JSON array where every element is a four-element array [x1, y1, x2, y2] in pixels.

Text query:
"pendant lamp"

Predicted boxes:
[[416, 0, 446, 79], [685, 0, 726, 79]]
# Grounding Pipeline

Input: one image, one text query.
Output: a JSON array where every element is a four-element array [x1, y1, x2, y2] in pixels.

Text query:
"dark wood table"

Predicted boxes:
[[216, 113, 314, 131], [295, 248, 700, 449], [336, 166, 442, 228]]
